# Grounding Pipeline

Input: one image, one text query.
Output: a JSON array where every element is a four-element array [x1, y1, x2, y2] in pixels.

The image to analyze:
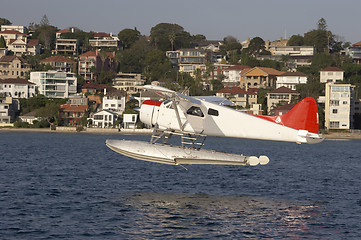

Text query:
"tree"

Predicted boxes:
[[150, 23, 191, 51], [219, 36, 242, 63], [247, 37, 266, 56], [0, 36, 6, 48], [32, 25, 58, 50], [0, 18, 12, 26], [287, 35, 304, 46], [143, 49, 173, 82], [35, 102, 61, 125], [40, 14, 50, 26], [118, 28, 141, 49]]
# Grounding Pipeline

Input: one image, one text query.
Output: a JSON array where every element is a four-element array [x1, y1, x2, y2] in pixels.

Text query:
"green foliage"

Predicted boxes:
[[296, 82, 324, 100], [35, 102, 61, 124], [31, 25, 58, 50], [14, 121, 30, 128], [0, 18, 12, 26], [118, 28, 141, 49], [96, 70, 116, 85], [144, 49, 173, 82], [19, 95, 66, 115], [257, 88, 270, 114], [259, 59, 282, 70], [287, 35, 304, 46], [61, 29, 93, 53], [0, 36, 6, 48], [248, 37, 266, 56], [117, 36, 153, 73], [240, 49, 259, 67], [150, 23, 192, 51]]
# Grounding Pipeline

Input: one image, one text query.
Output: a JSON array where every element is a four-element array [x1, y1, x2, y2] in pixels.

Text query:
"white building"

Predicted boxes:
[[1, 25, 25, 33], [325, 82, 354, 130], [102, 89, 126, 114], [276, 72, 308, 90], [30, 71, 77, 98], [269, 46, 315, 56], [320, 67, 344, 83], [0, 97, 19, 124], [222, 65, 250, 87], [123, 114, 137, 129], [91, 109, 119, 128], [0, 78, 36, 98]]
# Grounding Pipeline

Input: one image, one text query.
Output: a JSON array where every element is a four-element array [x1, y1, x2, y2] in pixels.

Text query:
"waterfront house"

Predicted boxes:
[[102, 89, 127, 115], [266, 86, 300, 113], [0, 96, 19, 124], [89, 109, 119, 128], [0, 78, 36, 98], [58, 104, 88, 126]]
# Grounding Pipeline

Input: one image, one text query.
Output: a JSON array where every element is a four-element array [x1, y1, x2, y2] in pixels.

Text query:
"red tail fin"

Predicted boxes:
[[255, 97, 319, 133]]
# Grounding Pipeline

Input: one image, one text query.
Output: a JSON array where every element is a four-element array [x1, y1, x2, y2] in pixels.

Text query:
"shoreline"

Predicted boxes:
[[1, 127, 361, 140]]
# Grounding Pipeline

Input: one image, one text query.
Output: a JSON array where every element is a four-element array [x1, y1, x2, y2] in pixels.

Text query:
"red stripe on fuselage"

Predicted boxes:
[[142, 100, 162, 107]]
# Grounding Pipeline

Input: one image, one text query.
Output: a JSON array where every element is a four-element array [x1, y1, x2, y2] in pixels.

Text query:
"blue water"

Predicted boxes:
[[0, 132, 360, 239]]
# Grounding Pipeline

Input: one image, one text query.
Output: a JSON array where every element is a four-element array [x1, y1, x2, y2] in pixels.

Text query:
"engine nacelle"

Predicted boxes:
[[139, 100, 162, 126]]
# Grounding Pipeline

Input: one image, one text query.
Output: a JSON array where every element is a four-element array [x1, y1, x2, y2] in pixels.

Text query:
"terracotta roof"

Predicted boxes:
[[27, 39, 39, 47], [80, 51, 97, 57], [225, 65, 251, 71], [60, 104, 88, 112], [269, 103, 296, 115], [40, 55, 76, 63], [0, 30, 27, 35], [0, 78, 35, 85], [105, 89, 126, 97], [0, 55, 27, 63], [217, 86, 248, 95], [279, 71, 307, 77], [247, 88, 259, 95], [9, 39, 25, 45], [320, 66, 343, 72], [256, 67, 284, 75], [93, 32, 110, 38], [82, 82, 115, 90], [353, 41, 361, 47], [268, 86, 299, 94], [57, 29, 71, 34]]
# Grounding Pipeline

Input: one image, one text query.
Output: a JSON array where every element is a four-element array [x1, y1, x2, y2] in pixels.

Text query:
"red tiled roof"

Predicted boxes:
[[225, 65, 251, 71], [256, 67, 284, 75], [279, 71, 307, 77], [353, 41, 361, 47], [82, 82, 115, 90], [320, 66, 343, 72], [268, 86, 299, 94], [0, 78, 35, 85], [27, 39, 39, 47], [80, 51, 97, 57], [93, 32, 110, 38], [217, 86, 248, 95], [40, 55, 76, 63], [0, 55, 27, 63], [60, 104, 88, 112], [57, 29, 71, 34], [0, 30, 27, 35]]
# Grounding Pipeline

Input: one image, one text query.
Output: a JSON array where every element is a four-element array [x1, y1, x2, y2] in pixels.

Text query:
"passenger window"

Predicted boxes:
[[187, 106, 204, 117], [208, 108, 219, 116]]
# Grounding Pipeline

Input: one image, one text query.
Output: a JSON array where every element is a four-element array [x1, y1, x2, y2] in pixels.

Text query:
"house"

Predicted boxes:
[[324, 82, 354, 130], [123, 113, 138, 129], [216, 86, 249, 107], [58, 104, 88, 126], [0, 78, 36, 98], [266, 86, 300, 113], [7, 38, 40, 56], [0, 30, 27, 45], [89, 109, 119, 128], [276, 71, 308, 90], [166, 48, 207, 76], [320, 67, 344, 83], [78, 50, 102, 81], [56, 29, 71, 39], [0, 55, 31, 79], [40, 55, 76, 73], [341, 41, 361, 64], [30, 71, 77, 98], [89, 32, 119, 48], [112, 72, 145, 94], [0, 96, 19, 124], [240, 67, 284, 89], [81, 82, 115, 104], [268, 45, 315, 57], [102, 89, 126, 114], [1, 25, 25, 33], [222, 65, 251, 87], [19, 110, 43, 124], [269, 103, 296, 116]]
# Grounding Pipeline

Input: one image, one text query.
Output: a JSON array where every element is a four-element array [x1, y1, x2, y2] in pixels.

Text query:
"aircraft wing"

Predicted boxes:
[[143, 85, 202, 105]]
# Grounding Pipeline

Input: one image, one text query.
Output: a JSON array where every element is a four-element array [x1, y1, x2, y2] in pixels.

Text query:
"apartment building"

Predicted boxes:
[[325, 82, 354, 130], [112, 72, 145, 94], [266, 86, 300, 113], [78, 51, 102, 82], [89, 32, 119, 48], [55, 38, 78, 55], [30, 71, 77, 98], [102, 89, 126, 114], [0, 96, 19, 124]]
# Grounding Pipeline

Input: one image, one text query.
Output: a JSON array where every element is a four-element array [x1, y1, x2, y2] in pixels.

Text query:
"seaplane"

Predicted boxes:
[[106, 85, 323, 167]]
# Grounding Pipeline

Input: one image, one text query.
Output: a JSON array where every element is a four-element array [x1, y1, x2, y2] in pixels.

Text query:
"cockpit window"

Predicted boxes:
[[187, 106, 204, 117], [208, 108, 219, 116]]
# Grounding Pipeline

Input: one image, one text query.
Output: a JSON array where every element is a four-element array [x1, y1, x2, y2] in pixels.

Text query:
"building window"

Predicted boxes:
[[330, 121, 339, 128], [332, 109, 338, 114]]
